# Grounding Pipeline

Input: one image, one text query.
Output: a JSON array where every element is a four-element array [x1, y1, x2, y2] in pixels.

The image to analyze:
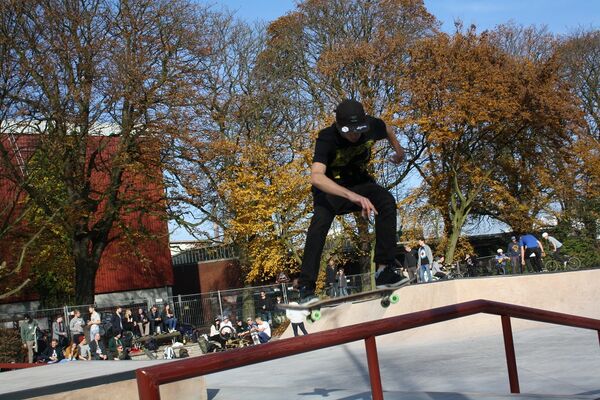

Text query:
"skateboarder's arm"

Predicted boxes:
[[310, 162, 378, 217], [385, 125, 404, 164]]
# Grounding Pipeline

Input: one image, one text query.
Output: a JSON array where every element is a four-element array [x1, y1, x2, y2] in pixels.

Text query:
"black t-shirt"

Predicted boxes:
[[312, 116, 388, 190]]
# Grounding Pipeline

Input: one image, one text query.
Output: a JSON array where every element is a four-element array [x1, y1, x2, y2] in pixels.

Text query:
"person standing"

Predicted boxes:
[[337, 267, 348, 296], [326, 260, 338, 297], [403, 245, 418, 283], [256, 291, 273, 324], [111, 306, 124, 335], [52, 316, 68, 349], [69, 309, 85, 345], [285, 303, 310, 337], [506, 236, 522, 274], [87, 305, 101, 340], [417, 239, 433, 283], [519, 233, 545, 273], [296, 99, 407, 300], [20, 314, 38, 363]]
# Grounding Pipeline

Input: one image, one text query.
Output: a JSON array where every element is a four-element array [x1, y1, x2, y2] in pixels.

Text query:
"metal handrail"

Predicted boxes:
[[136, 299, 600, 400]]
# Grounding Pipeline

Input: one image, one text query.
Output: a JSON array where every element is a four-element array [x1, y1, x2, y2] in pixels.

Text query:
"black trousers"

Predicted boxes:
[[292, 322, 309, 336], [525, 247, 542, 272], [300, 182, 397, 284]]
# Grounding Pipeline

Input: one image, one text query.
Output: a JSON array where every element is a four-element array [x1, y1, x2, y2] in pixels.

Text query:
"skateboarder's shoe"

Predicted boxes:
[[375, 266, 409, 289]]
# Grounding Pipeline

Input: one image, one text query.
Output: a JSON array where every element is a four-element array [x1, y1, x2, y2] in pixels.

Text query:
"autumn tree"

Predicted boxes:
[[0, 0, 213, 303], [402, 25, 578, 263]]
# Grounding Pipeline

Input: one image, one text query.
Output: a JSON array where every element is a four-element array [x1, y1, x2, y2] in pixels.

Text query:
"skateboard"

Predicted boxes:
[[278, 281, 410, 322]]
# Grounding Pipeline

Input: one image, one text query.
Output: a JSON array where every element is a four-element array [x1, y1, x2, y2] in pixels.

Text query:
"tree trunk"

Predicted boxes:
[[73, 238, 100, 305], [444, 207, 469, 265]]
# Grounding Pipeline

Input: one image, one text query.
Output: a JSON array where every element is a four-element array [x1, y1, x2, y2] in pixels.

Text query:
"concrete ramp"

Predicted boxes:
[[280, 269, 600, 344]]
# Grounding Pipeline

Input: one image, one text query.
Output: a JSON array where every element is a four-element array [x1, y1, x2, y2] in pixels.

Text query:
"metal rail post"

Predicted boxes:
[[365, 336, 384, 400], [501, 315, 520, 393]]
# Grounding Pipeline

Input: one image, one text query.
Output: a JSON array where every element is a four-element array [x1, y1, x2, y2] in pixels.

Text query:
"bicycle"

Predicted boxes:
[[543, 254, 582, 272]]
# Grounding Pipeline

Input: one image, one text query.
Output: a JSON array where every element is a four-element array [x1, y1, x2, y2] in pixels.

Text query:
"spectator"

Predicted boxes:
[[162, 304, 177, 333], [108, 331, 128, 360], [20, 314, 38, 363], [89, 332, 108, 360], [254, 316, 271, 343], [542, 232, 565, 264], [256, 291, 273, 324], [111, 306, 124, 335], [40, 338, 64, 364], [337, 267, 348, 296], [238, 317, 256, 341], [52, 316, 68, 349], [87, 305, 101, 340], [61, 341, 79, 362], [149, 305, 163, 334], [208, 316, 226, 349], [403, 245, 418, 283], [326, 259, 338, 297], [285, 303, 309, 337], [495, 249, 508, 275], [123, 308, 135, 333], [78, 336, 91, 361], [431, 256, 447, 280], [417, 239, 433, 283], [506, 236, 522, 274], [465, 254, 479, 276], [519, 233, 545, 273], [69, 309, 85, 345], [135, 307, 150, 337]]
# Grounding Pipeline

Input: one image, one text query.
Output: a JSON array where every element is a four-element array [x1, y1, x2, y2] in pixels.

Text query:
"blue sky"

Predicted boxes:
[[204, 0, 598, 34]]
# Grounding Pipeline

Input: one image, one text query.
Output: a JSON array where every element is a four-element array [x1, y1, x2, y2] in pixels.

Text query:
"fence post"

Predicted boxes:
[[217, 290, 223, 318], [63, 306, 71, 340], [281, 283, 288, 303], [501, 315, 520, 393]]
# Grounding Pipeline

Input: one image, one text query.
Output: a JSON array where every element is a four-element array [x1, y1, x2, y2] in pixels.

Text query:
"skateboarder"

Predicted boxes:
[[296, 99, 408, 301]]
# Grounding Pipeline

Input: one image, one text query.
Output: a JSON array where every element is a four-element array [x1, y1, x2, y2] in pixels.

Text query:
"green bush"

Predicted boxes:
[[562, 237, 600, 268], [0, 327, 25, 363]]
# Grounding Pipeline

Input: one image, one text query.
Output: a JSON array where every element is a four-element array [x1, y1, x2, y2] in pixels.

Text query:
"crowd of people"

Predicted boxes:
[[400, 232, 566, 282], [19, 303, 179, 364]]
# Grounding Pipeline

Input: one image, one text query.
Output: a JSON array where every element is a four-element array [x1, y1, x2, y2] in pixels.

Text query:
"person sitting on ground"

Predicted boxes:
[[162, 304, 178, 333], [40, 338, 64, 364], [495, 249, 509, 275], [61, 340, 79, 362], [69, 309, 85, 345], [238, 317, 256, 340], [253, 316, 271, 343], [208, 316, 226, 349], [108, 331, 128, 360], [285, 303, 310, 337], [78, 336, 91, 361], [52, 315, 68, 349], [431, 256, 447, 280], [149, 305, 163, 335], [87, 305, 102, 340], [89, 332, 108, 360], [135, 307, 150, 337]]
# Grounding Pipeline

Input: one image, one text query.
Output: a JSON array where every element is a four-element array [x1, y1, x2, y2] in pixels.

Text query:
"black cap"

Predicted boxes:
[[335, 99, 369, 135]]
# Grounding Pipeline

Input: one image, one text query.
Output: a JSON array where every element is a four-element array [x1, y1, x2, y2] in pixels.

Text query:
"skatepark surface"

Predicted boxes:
[[1, 269, 599, 399]]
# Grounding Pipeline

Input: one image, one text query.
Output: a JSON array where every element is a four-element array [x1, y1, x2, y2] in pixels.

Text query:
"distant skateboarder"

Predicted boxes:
[[296, 99, 407, 301]]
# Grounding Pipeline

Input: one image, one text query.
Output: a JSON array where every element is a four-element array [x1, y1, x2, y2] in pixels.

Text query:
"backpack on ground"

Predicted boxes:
[[179, 348, 189, 358]]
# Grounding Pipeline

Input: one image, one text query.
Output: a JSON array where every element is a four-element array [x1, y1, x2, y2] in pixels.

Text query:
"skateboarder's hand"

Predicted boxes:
[[349, 192, 378, 218]]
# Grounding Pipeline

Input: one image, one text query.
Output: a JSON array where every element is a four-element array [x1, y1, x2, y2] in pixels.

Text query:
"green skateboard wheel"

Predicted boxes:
[[389, 293, 400, 304], [310, 309, 321, 321]]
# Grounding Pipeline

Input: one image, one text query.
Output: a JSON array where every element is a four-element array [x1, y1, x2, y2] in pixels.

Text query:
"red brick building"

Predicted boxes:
[[0, 134, 173, 311]]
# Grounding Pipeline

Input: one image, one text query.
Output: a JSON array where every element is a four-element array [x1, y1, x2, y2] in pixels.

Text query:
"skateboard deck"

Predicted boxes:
[[278, 280, 410, 322]]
